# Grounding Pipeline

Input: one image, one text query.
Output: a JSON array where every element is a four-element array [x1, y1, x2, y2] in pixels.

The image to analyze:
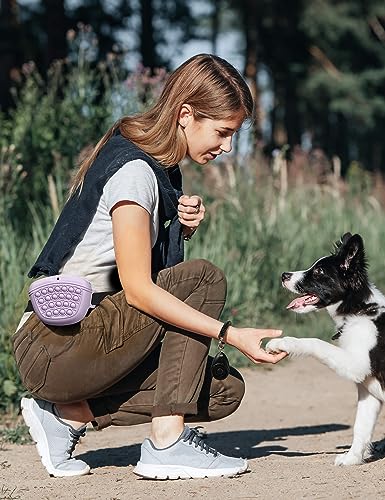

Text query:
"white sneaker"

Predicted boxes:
[[134, 426, 248, 479], [21, 397, 90, 477]]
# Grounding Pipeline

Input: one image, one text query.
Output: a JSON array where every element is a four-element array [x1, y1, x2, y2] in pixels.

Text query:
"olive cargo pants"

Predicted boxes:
[[13, 260, 245, 429]]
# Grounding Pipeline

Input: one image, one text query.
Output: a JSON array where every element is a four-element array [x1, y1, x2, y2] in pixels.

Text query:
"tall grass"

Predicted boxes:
[[2, 45, 385, 412], [2, 153, 385, 411], [184, 164, 385, 366]]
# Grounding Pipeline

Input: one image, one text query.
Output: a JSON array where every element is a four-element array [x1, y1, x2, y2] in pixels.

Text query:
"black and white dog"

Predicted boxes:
[[266, 232, 385, 466]]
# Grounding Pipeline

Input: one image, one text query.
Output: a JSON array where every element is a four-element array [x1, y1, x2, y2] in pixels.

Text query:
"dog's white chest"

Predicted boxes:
[[338, 317, 378, 355]]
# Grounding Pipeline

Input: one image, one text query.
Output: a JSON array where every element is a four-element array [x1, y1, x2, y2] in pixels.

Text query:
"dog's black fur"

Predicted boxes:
[[282, 233, 385, 387], [282, 233, 372, 313], [267, 233, 385, 465]]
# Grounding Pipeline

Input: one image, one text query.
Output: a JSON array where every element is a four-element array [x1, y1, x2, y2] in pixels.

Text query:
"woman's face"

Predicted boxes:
[[179, 106, 245, 165]]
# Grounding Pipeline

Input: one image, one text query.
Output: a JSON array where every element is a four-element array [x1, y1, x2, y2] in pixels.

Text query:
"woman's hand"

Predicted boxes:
[[178, 195, 205, 237], [227, 327, 288, 364]]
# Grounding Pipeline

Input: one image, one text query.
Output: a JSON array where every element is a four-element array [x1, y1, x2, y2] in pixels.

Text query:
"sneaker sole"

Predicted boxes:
[[21, 397, 90, 478], [133, 461, 248, 480]]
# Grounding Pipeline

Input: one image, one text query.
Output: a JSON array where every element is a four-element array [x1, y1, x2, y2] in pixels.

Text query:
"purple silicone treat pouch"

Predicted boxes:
[[28, 275, 93, 326]]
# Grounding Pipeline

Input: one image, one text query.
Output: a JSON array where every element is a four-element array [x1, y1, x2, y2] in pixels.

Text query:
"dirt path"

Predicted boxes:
[[2, 358, 385, 499]]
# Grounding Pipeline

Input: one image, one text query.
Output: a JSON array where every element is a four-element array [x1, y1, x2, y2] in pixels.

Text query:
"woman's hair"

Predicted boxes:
[[70, 53, 254, 194]]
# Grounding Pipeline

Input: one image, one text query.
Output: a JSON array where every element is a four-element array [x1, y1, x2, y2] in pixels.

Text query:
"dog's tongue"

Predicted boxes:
[[287, 295, 319, 310]]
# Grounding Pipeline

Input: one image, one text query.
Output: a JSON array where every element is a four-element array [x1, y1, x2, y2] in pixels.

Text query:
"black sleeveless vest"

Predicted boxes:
[[28, 132, 184, 280]]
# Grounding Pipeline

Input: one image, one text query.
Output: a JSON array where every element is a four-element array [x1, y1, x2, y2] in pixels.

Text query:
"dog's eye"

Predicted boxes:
[[313, 267, 324, 276]]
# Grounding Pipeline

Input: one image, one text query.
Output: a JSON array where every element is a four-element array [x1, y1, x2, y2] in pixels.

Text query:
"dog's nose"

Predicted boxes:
[[281, 272, 292, 283]]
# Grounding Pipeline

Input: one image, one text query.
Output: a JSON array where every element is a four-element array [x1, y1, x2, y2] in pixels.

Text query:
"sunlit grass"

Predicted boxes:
[[186, 168, 385, 366], [2, 161, 385, 406]]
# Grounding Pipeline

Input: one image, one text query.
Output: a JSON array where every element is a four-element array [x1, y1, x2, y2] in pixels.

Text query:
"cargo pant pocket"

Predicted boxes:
[[19, 343, 51, 394], [95, 293, 157, 353], [95, 296, 124, 353], [12, 314, 40, 360]]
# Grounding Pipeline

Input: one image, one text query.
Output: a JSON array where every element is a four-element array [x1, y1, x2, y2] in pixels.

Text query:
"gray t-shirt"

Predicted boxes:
[[60, 159, 159, 292], [17, 159, 159, 331]]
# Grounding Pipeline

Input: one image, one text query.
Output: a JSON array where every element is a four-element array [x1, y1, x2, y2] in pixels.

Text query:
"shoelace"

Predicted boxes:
[[67, 426, 87, 457], [182, 427, 218, 457]]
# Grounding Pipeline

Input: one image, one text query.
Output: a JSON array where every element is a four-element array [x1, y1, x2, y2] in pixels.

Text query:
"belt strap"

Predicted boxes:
[[25, 291, 113, 313]]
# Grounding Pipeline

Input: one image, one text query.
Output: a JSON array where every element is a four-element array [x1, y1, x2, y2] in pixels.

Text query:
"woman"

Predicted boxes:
[[13, 53, 286, 480]]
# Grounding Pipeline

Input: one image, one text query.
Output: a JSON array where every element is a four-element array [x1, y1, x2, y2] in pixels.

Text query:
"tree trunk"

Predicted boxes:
[[333, 113, 349, 175], [210, 0, 221, 54], [284, 75, 301, 146], [0, 0, 21, 111], [41, 0, 68, 71], [139, 0, 158, 70], [241, 0, 262, 149]]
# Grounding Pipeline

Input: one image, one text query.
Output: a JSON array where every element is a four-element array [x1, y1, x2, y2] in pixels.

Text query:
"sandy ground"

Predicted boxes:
[[2, 357, 385, 500]]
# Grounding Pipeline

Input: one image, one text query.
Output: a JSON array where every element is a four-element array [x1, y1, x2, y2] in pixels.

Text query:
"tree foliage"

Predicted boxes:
[[300, 0, 385, 171], [1, 0, 385, 171]]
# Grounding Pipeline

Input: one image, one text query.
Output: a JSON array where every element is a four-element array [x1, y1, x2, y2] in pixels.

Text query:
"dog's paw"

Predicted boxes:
[[334, 452, 363, 466], [266, 337, 298, 355]]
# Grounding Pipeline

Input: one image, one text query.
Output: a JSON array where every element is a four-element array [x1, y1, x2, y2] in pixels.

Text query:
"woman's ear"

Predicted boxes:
[[178, 104, 193, 128]]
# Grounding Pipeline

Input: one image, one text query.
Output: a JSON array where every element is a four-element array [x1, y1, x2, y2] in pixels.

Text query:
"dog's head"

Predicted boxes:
[[282, 233, 370, 313]]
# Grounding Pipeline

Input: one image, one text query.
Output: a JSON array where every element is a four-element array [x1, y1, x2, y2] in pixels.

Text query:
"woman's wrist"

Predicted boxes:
[[225, 325, 237, 348]]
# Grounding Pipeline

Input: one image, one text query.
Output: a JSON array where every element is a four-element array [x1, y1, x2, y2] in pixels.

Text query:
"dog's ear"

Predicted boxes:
[[334, 232, 352, 250], [338, 233, 365, 271], [340, 232, 353, 245]]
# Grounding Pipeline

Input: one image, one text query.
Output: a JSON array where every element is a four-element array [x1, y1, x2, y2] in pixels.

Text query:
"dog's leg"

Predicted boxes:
[[335, 383, 382, 466], [266, 337, 370, 382]]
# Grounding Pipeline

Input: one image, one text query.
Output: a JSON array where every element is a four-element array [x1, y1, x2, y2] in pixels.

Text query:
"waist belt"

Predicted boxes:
[[25, 291, 113, 313]]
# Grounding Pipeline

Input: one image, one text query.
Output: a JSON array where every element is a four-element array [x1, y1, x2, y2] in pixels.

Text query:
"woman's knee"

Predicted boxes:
[[190, 259, 227, 301], [209, 368, 245, 421], [194, 258, 226, 283], [157, 258, 227, 304]]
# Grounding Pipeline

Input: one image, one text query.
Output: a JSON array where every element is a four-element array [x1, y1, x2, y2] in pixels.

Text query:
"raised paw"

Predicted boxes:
[[266, 337, 297, 355], [334, 452, 363, 466]]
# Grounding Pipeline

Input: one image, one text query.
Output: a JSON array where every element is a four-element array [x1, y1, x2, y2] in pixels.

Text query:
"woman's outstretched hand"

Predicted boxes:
[[227, 327, 288, 364]]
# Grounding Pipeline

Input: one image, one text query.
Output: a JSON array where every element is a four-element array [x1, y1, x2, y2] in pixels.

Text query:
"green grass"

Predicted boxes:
[[0, 424, 31, 446], [2, 164, 385, 408], [185, 169, 385, 366], [2, 160, 385, 408], [1, 50, 384, 428]]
